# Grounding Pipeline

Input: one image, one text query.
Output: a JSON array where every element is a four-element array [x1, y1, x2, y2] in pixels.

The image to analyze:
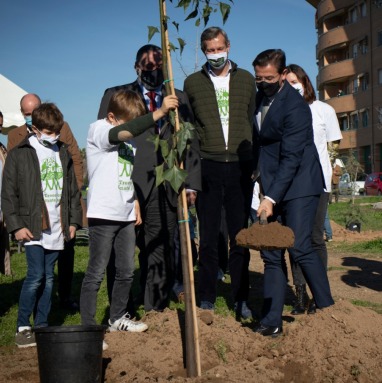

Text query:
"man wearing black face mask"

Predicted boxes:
[[98, 44, 201, 312], [251, 49, 334, 337]]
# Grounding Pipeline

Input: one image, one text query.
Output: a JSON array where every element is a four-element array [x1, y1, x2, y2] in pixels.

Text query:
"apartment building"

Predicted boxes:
[[306, 0, 382, 173]]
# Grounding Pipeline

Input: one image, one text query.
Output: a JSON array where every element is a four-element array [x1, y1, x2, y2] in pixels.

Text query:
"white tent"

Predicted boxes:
[[0, 74, 27, 127]]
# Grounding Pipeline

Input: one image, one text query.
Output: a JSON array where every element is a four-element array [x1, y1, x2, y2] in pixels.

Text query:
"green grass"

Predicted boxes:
[[351, 300, 382, 314], [328, 196, 382, 231], [2, 199, 382, 347]]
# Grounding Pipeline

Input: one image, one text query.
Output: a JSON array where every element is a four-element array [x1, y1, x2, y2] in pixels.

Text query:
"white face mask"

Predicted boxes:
[[206, 52, 228, 70], [292, 82, 304, 97], [36, 128, 60, 147]]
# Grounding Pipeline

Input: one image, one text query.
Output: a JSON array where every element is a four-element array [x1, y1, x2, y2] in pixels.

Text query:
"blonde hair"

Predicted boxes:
[[107, 90, 146, 121]]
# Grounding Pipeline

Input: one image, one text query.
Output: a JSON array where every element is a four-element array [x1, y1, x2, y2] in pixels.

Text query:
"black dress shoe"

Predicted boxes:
[[307, 300, 316, 314], [254, 324, 282, 337]]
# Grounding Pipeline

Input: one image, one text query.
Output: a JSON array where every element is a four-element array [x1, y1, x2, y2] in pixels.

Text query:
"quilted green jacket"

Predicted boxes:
[[184, 61, 256, 162]]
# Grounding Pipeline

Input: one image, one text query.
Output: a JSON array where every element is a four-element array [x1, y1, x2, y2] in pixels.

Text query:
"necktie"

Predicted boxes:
[[146, 91, 157, 112]]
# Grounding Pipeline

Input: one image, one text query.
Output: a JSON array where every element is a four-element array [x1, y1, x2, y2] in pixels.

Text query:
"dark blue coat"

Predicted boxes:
[[253, 81, 324, 203]]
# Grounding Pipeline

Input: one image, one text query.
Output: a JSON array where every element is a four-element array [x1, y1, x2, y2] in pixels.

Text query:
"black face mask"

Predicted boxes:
[[256, 80, 281, 98], [139, 69, 164, 90]]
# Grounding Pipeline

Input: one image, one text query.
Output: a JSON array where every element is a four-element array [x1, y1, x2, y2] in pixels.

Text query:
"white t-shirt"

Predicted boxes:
[[86, 118, 136, 222], [27, 135, 64, 250], [310, 100, 342, 192], [210, 73, 230, 147]]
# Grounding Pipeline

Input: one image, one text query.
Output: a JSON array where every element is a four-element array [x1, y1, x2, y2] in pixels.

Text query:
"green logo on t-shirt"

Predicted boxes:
[[40, 157, 63, 202], [118, 143, 134, 191]]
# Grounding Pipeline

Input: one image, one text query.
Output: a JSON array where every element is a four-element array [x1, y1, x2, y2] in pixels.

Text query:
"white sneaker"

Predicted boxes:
[[102, 340, 109, 351], [108, 313, 148, 333]]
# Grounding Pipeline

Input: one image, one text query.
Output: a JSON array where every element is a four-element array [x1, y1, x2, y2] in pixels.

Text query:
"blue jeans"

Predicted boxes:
[[80, 219, 136, 325], [324, 209, 333, 239], [17, 245, 59, 329]]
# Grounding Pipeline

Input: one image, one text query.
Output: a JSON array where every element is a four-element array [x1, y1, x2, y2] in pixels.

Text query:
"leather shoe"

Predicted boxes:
[[254, 324, 282, 337]]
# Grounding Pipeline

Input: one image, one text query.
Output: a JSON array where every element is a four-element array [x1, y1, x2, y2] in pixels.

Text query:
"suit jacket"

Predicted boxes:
[[253, 81, 324, 203], [7, 123, 84, 190], [98, 80, 201, 207]]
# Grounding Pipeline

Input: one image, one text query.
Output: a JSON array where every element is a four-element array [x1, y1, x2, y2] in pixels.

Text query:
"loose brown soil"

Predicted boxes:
[[1, 221, 381, 383]]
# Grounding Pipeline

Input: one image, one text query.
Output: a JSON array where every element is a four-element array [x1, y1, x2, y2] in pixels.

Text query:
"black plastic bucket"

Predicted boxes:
[[35, 325, 106, 383]]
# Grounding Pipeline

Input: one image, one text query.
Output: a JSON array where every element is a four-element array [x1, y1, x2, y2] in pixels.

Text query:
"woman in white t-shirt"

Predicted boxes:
[[285, 64, 342, 315]]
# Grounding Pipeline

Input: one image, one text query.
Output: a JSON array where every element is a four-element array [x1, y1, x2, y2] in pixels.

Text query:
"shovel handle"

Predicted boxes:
[[259, 210, 268, 225]]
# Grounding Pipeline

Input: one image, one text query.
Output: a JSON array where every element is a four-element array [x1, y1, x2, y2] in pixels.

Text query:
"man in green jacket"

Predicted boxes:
[[184, 26, 256, 319]]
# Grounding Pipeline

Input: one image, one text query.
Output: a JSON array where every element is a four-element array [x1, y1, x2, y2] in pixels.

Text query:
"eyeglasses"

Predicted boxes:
[[255, 75, 280, 83]]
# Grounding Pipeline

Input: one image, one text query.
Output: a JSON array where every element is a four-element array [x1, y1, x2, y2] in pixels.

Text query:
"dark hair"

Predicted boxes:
[[200, 27, 230, 52], [252, 49, 286, 74], [135, 44, 162, 67], [32, 103, 64, 134], [285, 64, 316, 104], [0, 111, 3, 118], [107, 90, 146, 121]]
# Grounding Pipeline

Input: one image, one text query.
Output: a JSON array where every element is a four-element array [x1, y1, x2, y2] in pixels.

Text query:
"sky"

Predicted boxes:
[[0, 0, 317, 148]]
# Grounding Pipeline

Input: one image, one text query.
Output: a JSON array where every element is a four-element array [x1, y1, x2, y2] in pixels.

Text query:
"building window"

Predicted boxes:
[[360, 38, 368, 54], [353, 78, 358, 93], [339, 115, 348, 131], [361, 110, 369, 127], [352, 44, 358, 58], [379, 69, 382, 85], [351, 113, 359, 130], [360, 2, 367, 17], [378, 31, 382, 46], [350, 7, 358, 23], [360, 74, 368, 91], [378, 107, 382, 125]]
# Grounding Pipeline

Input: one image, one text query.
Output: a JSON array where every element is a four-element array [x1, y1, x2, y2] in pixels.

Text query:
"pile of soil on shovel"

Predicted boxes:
[[236, 221, 295, 250]]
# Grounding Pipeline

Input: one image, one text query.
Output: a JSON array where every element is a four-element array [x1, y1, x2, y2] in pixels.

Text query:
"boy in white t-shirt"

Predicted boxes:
[[2, 103, 82, 348], [80, 90, 178, 338]]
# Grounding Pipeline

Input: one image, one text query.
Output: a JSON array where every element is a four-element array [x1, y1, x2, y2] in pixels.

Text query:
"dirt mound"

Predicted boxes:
[[2, 300, 381, 383]]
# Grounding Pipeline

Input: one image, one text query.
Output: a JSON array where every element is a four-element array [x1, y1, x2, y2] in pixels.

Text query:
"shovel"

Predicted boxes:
[[236, 210, 295, 251]]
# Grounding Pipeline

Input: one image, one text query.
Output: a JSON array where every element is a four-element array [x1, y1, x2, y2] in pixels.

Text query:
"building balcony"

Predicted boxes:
[[316, 0, 350, 22], [318, 59, 355, 84], [317, 18, 369, 54], [325, 94, 356, 114], [317, 54, 369, 85]]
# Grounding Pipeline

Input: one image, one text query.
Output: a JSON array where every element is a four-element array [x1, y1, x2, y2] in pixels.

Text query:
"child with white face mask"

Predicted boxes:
[[285, 64, 342, 315], [2, 103, 82, 348]]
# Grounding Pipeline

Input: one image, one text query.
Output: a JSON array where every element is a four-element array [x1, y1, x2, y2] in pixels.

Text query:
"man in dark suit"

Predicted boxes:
[[98, 44, 201, 312], [252, 49, 334, 337]]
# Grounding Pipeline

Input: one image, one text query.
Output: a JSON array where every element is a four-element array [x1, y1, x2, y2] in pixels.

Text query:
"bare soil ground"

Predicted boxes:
[[1, 221, 381, 383]]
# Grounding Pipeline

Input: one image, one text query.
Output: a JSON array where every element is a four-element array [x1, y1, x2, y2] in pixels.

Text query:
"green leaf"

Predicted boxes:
[[146, 134, 160, 152], [155, 163, 165, 187], [185, 7, 198, 21], [177, 38, 186, 55], [172, 21, 180, 32], [163, 166, 188, 193], [176, 121, 195, 157], [202, 4, 212, 25], [169, 42, 178, 52], [159, 139, 169, 158], [219, 2, 231, 24], [166, 149, 177, 168], [195, 17, 201, 27], [176, 0, 192, 11], [148, 26, 159, 42]]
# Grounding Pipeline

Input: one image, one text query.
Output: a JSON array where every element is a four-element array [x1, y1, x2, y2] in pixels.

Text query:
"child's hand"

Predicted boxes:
[[69, 225, 77, 240], [153, 95, 179, 121], [135, 200, 142, 226], [14, 228, 34, 242]]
